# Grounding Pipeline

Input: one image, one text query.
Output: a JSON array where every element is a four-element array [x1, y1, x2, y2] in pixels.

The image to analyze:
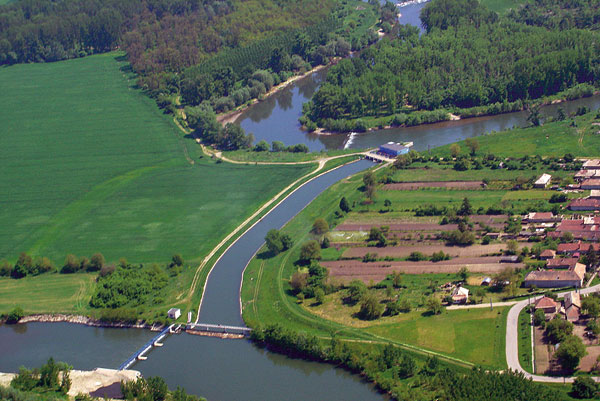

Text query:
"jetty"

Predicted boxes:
[[118, 324, 174, 370], [186, 322, 252, 336]]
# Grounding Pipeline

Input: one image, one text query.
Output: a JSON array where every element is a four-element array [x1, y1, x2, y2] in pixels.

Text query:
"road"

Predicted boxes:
[[505, 284, 600, 383]]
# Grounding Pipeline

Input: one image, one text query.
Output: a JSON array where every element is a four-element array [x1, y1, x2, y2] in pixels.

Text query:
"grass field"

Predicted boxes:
[[433, 111, 600, 159], [518, 307, 534, 373], [0, 53, 312, 266]]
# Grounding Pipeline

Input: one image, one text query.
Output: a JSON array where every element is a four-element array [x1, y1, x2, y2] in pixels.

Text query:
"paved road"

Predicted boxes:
[[505, 284, 600, 383]]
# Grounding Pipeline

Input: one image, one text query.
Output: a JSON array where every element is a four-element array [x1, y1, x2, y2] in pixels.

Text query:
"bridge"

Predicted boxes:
[[118, 324, 173, 370], [186, 322, 252, 336]]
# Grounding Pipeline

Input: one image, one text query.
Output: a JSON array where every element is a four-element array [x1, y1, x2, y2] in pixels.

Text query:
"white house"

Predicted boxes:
[[167, 308, 181, 320], [534, 173, 552, 188]]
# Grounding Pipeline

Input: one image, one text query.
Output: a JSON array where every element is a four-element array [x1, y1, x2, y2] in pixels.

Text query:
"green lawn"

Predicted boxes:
[[0, 52, 312, 266], [518, 307, 534, 373], [0, 273, 96, 314], [433, 112, 600, 159]]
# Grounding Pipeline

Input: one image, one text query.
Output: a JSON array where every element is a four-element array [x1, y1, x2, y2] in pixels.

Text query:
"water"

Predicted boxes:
[[237, 0, 600, 152], [0, 161, 383, 401], [0, 323, 383, 401]]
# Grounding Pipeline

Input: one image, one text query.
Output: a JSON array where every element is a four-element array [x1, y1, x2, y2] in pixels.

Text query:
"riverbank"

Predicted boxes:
[[15, 314, 151, 329], [216, 64, 329, 126], [0, 367, 140, 399]]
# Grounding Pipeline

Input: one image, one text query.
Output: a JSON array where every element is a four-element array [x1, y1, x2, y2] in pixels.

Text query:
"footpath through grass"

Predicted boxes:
[[0, 52, 312, 266]]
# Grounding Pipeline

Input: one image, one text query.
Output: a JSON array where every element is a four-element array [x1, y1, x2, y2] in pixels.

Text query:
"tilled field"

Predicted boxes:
[[341, 243, 507, 258], [383, 181, 484, 190]]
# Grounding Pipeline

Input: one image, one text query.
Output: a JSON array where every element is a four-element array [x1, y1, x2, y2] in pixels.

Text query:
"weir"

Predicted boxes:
[[118, 324, 173, 370], [186, 323, 251, 336]]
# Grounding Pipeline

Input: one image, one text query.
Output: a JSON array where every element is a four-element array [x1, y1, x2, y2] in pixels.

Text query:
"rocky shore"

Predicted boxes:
[[17, 314, 150, 329]]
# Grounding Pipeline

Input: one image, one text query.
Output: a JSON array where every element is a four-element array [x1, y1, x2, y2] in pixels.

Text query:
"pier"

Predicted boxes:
[[186, 322, 252, 336], [118, 324, 174, 370]]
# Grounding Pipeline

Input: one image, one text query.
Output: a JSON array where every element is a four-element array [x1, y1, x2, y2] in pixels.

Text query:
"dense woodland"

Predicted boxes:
[[510, 0, 600, 31], [303, 0, 600, 131]]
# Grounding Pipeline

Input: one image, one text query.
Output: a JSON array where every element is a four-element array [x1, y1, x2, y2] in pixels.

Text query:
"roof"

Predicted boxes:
[[573, 263, 586, 280], [569, 198, 600, 210], [535, 296, 558, 310], [583, 159, 600, 169], [564, 292, 581, 310], [540, 249, 556, 257], [535, 174, 552, 185], [591, 190, 600, 199], [168, 307, 180, 313], [452, 287, 469, 296], [558, 242, 600, 253], [581, 179, 600, 187], [524, 269, 583, 282], [546, 258, 579, 269], [379, 142, 413, 152], [528, 212, 555, 220]]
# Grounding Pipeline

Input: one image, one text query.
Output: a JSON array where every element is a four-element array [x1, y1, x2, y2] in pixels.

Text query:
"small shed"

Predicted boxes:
[[534, 174, 552, 188], [167, 308, 181, 320], [534, 296, 558, 314], [452, 287, 469, 304], [481, 277, 492, 286]]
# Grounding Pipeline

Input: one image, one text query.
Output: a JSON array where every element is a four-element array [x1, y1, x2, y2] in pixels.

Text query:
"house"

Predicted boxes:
[[523, 263, 585, 288], [557, 242, 600, 255], [534, 296, 558, 314], [546, 258, 579, 269], [481, 277, 492, 286], [583, 159, 600, 170], [564, 292, 581, 322], [452, 287, 469, 304], [534, 174, 552, 188], [539, 249, 556, 260], [378, 141, 413, 157], [525, 212, 559, 224], [581, 179, 600, 190], [167, 308, 181, 320], [555, 217, 600, 240], [568, 198, 600, 211]]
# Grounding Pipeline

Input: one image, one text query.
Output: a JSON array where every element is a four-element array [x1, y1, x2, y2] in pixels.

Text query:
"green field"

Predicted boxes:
[[433, 111, 600, 159], [0, 52, 312, 266], [518, 307, 534, 373]]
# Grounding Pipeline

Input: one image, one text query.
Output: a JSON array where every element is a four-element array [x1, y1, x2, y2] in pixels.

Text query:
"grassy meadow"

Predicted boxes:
[[0, 52, 313, 267]]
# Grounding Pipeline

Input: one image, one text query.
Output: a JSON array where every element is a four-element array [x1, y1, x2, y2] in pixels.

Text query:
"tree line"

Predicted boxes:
[[303, 0, 600, 132]]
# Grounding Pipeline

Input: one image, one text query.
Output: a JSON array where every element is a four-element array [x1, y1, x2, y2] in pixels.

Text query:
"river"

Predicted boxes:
[[237, 1, 600, 152]]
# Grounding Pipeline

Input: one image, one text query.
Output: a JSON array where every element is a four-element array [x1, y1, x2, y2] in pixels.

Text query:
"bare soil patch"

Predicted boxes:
[[322, 257, 521, 283], [383, 181, 484, 190], [342, 243, 506, 259], [336, 215, 506, 232]]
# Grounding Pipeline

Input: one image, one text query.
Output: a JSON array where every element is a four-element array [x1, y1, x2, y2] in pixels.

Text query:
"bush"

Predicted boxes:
[[299, 240, 321, 262], [254, 140, 269, 152], [571, 376, 598, 399], [358, 292, 384, 320], [6, 306, 24, 324], [408, 251, 427, 261]]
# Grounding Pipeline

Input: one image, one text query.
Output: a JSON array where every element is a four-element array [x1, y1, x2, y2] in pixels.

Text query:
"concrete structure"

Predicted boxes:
[[481, 277, 492, 286], [167, 308, 181, 319], [575, 169, 600, 180], [534, 296, 558, 314], [564, 291, 581, 322], [534, 173, 552, 188], [583, 159, 600, 170], [378, 141, 413, 157], [451, 286, 469, 304]]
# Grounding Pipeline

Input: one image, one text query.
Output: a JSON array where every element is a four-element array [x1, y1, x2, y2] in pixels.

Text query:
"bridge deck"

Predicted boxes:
[[187, 322, 251, 335], [119, 324, 173, 370]]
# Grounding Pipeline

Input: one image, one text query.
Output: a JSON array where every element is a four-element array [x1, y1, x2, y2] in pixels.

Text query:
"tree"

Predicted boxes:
[[465, 137, 480, 155], [265, 229, 291, 255], [582, 297, 600, 319], [314, 288, 325, 304], [584, 247, 598, 269], [254, 140, 269, 152], [527, 104, 542, 127], [571, 376, 597, 399], [346, 280, 367, 304], [358, 291, 384, 320], [556, 335, 587, 372], [312, 218, 329, 235], [6, 306, 24, 324], [89, 253, 105, 272], [61, 254, 80, 274], [533, 308, 546, 326], [339, 197, 351, 213], [392, 271, 403, 288], [450, 143, 461, 158], [299, 240, 321, 262], [458, 197, 472, 216], [363, 171, 375, 188], [458, 267, 469, 281], [546, 316, 573, 344], [426, 295, 443, 315], [290, 271, 308, 293], [272, 141, 285, 152], [506, 240, 519, 255], [171, 254, 184, 267]]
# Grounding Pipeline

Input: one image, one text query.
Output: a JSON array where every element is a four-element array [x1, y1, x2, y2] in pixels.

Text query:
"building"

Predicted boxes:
[[581, 179, 600, 190], [554, 217, 600, 240], [534, 296, 558, 314], [546, 258, 579, 269], [534, 173, 552, 188], [378, 141, 413, 157], [583, 159, 600, 170], [525, 212, 559, 224], [575, 169, 600, 180], [451, 287, 469, 304], [523, 263, 585, 288], [564, 291, 581, 322], [557, 242, 600, 255], [539, 249, 556, 260], [501, 255, 520, 263], [167, 308, 181, 320], [568, 198, 600, 211], [481, 277, 492, 286]]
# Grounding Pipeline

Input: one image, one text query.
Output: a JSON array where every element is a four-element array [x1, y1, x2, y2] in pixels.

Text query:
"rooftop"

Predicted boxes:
[[583, 159, 600, 169], [546, 257, 579, 269], [379, 141, 413, 151], [535, 173, 552, 185], [534, 296, 558, 310]]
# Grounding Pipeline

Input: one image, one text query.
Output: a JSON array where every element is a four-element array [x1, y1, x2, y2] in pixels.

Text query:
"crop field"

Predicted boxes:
[[0, 52, 312, 265]]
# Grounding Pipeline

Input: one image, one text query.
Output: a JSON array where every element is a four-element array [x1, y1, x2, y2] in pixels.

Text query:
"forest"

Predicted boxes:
[[303, 0, 600, 132]]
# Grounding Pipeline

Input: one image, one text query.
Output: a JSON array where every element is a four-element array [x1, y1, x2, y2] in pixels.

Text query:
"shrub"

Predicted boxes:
[[6, 306, 24, 324]]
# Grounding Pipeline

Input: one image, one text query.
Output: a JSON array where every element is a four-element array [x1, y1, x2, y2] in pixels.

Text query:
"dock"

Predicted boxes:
[[186, 322, 252, 336], [118, 324, 174, 370]]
